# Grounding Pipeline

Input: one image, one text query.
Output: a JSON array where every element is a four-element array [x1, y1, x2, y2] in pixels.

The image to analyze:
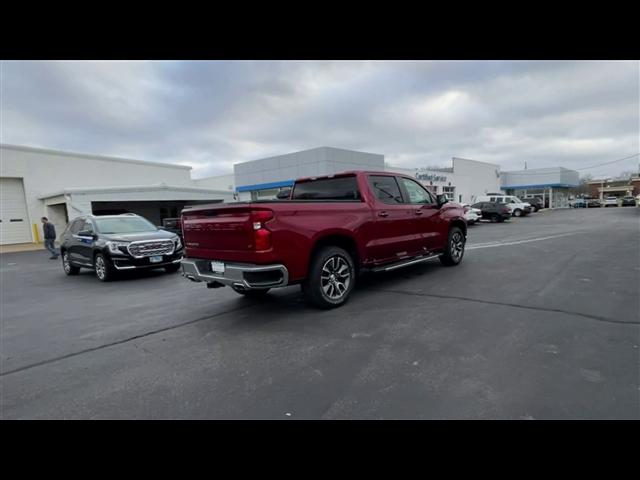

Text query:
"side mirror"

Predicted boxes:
[[436, 194, 449, 207]]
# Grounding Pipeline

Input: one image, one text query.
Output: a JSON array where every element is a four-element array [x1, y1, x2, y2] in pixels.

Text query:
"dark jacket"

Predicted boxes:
[[43, 222, 56, 239]]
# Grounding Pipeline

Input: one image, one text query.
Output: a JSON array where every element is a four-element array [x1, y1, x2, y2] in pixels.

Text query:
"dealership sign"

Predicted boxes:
[[415, 170, 447, 183]]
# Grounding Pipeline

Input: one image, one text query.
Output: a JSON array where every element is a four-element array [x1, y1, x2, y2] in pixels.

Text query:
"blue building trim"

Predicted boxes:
[[501, 183, 579, 189], [236, 179, 295, 193]]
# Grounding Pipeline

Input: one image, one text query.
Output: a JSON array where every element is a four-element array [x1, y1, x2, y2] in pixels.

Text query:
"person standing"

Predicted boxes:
[[42, 217, 59, 259]]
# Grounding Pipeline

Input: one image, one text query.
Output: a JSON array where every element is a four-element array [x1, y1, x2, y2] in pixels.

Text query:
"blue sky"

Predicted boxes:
[[1, 60, 638, 178]]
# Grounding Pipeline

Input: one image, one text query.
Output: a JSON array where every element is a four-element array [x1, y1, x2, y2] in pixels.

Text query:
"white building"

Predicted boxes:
[[0, 144, 235, 245], [386, 157, 502, 204], [500, 167, 580, 208], [0, 142, 512, 246], [233, 146, 385, 201], [230, 147, 502, 205]]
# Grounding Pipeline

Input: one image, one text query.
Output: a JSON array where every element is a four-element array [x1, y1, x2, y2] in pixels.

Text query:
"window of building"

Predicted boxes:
[[252, 188, 281, 201], [443, 186, 455, 201]]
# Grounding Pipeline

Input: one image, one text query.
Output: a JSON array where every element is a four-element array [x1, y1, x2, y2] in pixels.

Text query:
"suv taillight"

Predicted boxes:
[[250, 210, 274, 251]]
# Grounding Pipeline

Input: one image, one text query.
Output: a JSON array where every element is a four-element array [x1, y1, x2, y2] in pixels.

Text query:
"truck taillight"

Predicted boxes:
[[250, 210, 274, 251]]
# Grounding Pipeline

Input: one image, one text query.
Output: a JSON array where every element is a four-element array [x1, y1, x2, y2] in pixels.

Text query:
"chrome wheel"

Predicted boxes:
[[95, 256, 106, 280], [320, 255, 352, 301], [63, 253, 71, 273], [450, 231, 465, 261]]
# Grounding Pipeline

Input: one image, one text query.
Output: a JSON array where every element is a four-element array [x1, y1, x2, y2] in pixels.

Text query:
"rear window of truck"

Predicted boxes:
[[291, 176, 361, 200]]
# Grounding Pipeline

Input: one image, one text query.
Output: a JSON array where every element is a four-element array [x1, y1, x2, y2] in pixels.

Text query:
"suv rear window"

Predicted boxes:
[[291, 176, 360, 200]]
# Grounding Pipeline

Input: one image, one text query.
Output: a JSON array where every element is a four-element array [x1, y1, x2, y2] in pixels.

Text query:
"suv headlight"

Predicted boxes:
[[107, 241, 129, 254], [175, 236, 182, 250]]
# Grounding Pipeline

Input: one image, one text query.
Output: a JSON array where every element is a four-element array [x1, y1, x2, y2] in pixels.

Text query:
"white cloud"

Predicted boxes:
[[1, 60, 638, 178]]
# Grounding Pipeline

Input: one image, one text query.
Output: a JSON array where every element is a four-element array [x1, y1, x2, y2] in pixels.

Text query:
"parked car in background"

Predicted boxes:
[[60, 213, 184, 282], [461, 204, 481, 225], [522, 196, 543, 212], [621, 196, 637, 207], [476, 194, 531, 217], [586, 197, 602, 208], [470, 201, 512, 223], [570, 198, 586, 208], [181, 171, 468, 309], [603, 196, 619, 207]]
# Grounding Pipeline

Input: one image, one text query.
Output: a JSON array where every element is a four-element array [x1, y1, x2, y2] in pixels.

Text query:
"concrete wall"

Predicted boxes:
[[451, 158, 502, 204], [66, 188, 235, 220], [234, 147, 385, 191], [501, 167, 579, 189], [193, 173, 235, 192], [1, 145, 195, 241]]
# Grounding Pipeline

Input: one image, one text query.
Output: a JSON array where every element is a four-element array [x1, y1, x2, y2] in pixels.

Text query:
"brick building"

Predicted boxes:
[[587, 176, 640, 200]]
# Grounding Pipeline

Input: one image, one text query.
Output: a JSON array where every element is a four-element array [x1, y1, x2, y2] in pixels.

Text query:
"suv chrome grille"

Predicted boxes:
[[127, 240, 175, 258]]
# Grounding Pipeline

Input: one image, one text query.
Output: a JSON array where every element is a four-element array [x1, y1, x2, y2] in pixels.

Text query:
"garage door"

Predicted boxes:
[[1, 177, 32, 245]]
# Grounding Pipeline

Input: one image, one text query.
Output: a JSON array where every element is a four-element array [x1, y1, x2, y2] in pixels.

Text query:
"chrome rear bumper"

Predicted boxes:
[[180, 258, 289, 290]]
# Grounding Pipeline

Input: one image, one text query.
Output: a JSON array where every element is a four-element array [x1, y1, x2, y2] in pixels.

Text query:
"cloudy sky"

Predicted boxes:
[[1, 60, 638, 178]]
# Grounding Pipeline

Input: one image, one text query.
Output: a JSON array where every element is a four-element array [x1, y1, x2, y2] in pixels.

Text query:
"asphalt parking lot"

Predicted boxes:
[[1, 207, 639, 419]]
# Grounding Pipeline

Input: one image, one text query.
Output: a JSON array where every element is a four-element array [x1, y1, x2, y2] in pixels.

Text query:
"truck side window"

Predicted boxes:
[[399, 178, 434, 204], [291, 176, 360, 200], [368, 175, 403, 204]]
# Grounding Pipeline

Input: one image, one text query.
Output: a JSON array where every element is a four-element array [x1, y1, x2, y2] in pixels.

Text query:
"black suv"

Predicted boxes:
[[470, 201, 512, 223], [60, 214, 184, 281], [522, 196, 543, 212]]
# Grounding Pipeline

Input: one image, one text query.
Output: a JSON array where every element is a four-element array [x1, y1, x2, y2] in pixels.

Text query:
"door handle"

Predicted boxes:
[[414, 210, 423, 215], [378, 211, 389, 217]]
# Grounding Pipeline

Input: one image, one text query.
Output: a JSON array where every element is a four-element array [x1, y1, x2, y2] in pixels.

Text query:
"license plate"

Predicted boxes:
[[149, 256, 163, 263], [210, 261, 225, 274]]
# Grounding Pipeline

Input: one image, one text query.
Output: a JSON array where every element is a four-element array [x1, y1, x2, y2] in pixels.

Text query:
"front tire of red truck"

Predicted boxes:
[[439, 226, 466, 266], [303, 246, 355, 309]]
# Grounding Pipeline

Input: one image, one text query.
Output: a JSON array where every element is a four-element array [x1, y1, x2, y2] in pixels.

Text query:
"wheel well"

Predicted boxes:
[[451, 219, 467, 237], [309, 235, 360, 273]]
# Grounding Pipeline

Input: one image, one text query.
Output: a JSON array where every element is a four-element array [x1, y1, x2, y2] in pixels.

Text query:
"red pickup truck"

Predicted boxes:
[[180, 171, 467, 308]]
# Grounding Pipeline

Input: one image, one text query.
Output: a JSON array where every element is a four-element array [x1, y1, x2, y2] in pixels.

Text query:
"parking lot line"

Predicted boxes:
[[466, 232, 581, 250]]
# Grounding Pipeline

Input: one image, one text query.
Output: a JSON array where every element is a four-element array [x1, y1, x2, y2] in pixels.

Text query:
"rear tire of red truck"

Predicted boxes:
[[302, 246, 355, 309]]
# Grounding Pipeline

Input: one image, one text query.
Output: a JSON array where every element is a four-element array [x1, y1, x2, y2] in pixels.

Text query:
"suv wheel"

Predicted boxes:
[[303, 246, 355, 309], [490, 213, 499, 223], [440, 226, 466, 266], [62, 251, 80, 275], [94, 253, 114, 282], [513, 209, 522, 217]]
